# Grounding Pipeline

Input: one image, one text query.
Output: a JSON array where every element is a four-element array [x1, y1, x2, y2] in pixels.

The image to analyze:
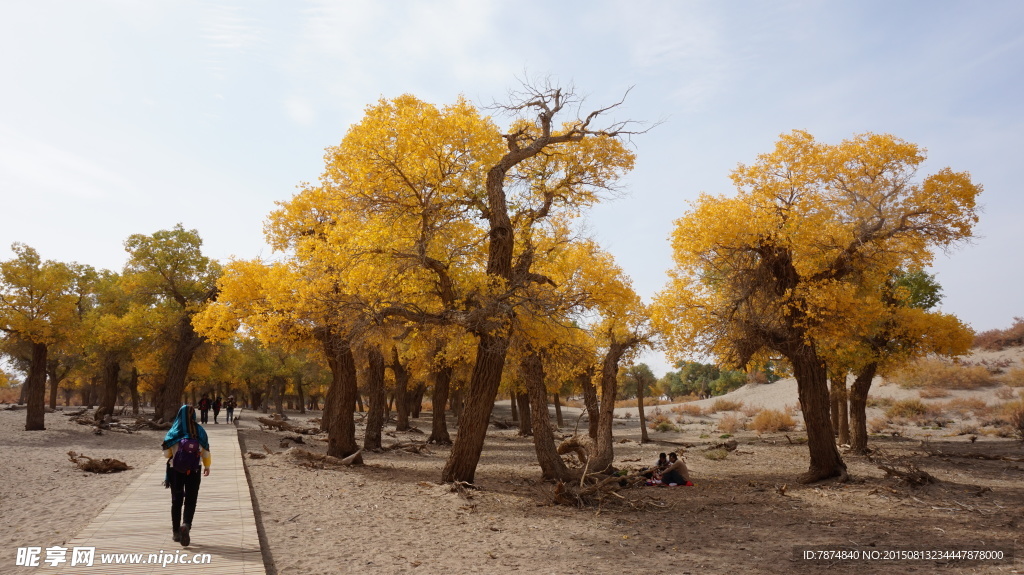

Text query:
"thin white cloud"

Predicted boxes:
[[0, 127, 135, 200]]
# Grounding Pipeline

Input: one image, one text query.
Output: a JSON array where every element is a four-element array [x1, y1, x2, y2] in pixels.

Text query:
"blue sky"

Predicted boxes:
[[2, 1, 1021, 375]]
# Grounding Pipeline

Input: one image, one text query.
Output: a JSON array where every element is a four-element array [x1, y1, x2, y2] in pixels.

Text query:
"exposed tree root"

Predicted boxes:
[[257, 417, 320, 435], [552, 472, 649, 508], [68, 451, 132, 473]]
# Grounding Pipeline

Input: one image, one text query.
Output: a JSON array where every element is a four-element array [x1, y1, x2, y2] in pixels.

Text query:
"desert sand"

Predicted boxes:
[[3, 347, 1022, 574]]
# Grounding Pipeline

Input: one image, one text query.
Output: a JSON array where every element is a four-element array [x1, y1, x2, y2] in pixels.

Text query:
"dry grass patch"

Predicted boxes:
[[749, 409, 795, 433], [708, 399, 744, 413], [994, 387, 1016, 400], [647, 412, 679, 433], [868, 417, 889, 433], [940, 397, 991, 418], [885, 398, 931, 419], [717, 414, 744, 433], [918, 388, 950, 399], [741, 405, 762, 417], [867, 395, 894, 408], [1000, 367, 1024, 388], [703, 448, 729, 460], [891, 358, 997, 389], [671, 403, 704, 417]]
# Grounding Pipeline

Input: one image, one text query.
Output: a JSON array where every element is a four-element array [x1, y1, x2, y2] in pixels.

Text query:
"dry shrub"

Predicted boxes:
[[868, 417, 889, 433], [885, 398, 931, 419], [741, 405, 762, 417], [708, 399, 744, 413], [1007, 401, 1024, 440], [918, 388, 950, 399], [891, 358, 997, 390], [647, 412, 679, 433], [563, 399, 585, 409], [973, 317, 1024, 350], [671, 403, 704, 417], [717, 413, 744, 433], [749, 409, 796, 433], [703, 448, 729, 460], [867, 396, 894, 408], [953, 423, 978, 435], [785, 403, 801, 415], [613, 397, 664, 409], [0, 388, 20, 403], [1000, 367, 1024, 388], [941, 397, 991, 418]]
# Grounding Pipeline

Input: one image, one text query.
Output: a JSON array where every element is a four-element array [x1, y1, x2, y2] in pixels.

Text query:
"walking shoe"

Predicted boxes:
[[172, 528, 180, 542], [179, 524, 191, 547]]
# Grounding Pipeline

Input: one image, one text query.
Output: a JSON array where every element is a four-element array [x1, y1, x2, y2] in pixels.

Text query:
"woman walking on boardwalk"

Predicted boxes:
[[162, 405, 211, 546]]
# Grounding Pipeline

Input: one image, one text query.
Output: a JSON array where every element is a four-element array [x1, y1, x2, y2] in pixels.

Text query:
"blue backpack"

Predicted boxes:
[[172, 437, 202, 474]]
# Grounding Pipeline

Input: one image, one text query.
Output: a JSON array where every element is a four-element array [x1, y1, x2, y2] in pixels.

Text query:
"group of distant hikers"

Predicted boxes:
[[196, 394, 236, 425], [642, 452, 694, 487], [159, 393, 236, 547]]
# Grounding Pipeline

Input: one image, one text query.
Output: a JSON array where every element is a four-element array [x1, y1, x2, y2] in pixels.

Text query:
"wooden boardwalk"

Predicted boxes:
[[34, 423, 266, 574]]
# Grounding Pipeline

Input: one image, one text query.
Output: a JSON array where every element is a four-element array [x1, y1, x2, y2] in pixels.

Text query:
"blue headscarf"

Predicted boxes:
[[162, 405, 210, 451]]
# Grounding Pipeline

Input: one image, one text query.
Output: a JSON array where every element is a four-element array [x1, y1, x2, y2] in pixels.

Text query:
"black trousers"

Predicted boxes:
[[169, 467, 202, 530], [199, 409, 209, 424]]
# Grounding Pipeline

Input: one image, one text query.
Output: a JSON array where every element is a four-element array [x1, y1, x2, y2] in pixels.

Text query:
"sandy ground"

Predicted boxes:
[[3, 346, 1022, 574], [0, 408, 162, 560]]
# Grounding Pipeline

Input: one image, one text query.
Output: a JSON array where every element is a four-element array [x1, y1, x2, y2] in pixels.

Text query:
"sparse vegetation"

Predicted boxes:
[[918, 388, 950, 399], [647, 412, 679, 433], [890, 358, 997, 390], [940, 397, 990, 418], [704, 448, 729, 460], [1000, 367, 1024, 388], [671, 403, 704, 417], [718, 413, 744, 433], [973, 317, 1024, 350], [885, 398, 931, 419], [749, 409, 795, 433], [708, 399, 744, 413]]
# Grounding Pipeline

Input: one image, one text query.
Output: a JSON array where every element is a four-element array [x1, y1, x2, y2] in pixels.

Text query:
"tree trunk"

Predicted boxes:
[[410, 382, 425, 418], [516, 391, 532, 437], [129, 367, 140, 416], [523, 351, 573, 480], [25, 342, 48, 430], [355, 393, 363, 413], [832, 374, 850, 445], [295, 374, 306, 414], [99, 353, 120, 417], [849, 362, 877, 455], [321, 332, 359, 458], [47, 363, 59, 410], [553, 393, 563, 428], [155, 316, 205, 423], [579, 368, 599, 439], [789, 345, 847, 483], [591, 341, 632, 473], [450, 387, 463, 420], [272, 375, 286, 415], [441, 332, 510, 483], [428, 365, 452, 445], [637, 376, 650, 443], [509, 392, 519, 422], [389, 347, 411, 432], [364, 346, 387, 451]]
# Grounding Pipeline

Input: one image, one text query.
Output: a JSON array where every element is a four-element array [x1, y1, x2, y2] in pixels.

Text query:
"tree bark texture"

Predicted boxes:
[[410, 383, 425, 418], [363, 346, 387, 451], [516, 391, 532, 437], [156, 316, 206, 423], [321, 332, 359, 457], [637, 377, 650, 443], [428, 365, 452, 445], [849, 362, 877, 455], [441, 333, 510, 483], [100, 353, 120, 416], [129, 367, 140, 415], [389, 347, 411, 431], [579, 369, 599, 439], [789, 345, 847, 482], [522, 351, 573, 480], [590, 342, 630, 472], [25, 342, 48, 430]]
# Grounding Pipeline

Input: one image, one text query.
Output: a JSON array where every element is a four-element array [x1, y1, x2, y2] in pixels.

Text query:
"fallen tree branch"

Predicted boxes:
[[68, 451, 132, 473]]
